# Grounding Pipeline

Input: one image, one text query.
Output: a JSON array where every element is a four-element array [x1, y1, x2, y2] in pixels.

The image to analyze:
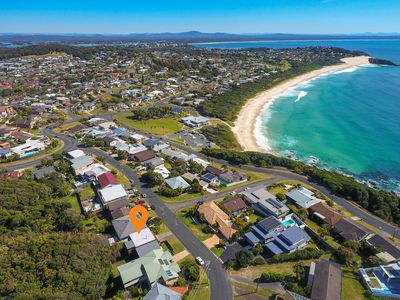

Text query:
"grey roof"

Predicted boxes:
[[333, 218, 369, 241], [111, 215, 136, 240], [286, 188, 320, 208], [70, 155, 93, 170], [32, 166, 55, 179], [253, 197, 289, 217], [136, 240, 161, 257], [311, 260, 342, 300], [265, 226, 310, 254], [244, 216, 285, 246], [242, 186, 276, 204], [164, 176, 190, 190], [143, 283, 182, 300], [367, 234, 400, 260]]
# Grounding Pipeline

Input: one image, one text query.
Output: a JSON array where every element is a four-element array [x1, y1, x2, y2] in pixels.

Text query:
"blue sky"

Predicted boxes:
[[1, 0, 399, 34]]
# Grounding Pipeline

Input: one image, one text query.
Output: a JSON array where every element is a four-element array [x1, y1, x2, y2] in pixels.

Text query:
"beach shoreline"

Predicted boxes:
[[232, 55, 371, 153]]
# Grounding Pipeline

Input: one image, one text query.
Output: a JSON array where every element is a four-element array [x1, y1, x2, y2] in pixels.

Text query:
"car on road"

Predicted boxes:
[[195, 256, 205, 266]]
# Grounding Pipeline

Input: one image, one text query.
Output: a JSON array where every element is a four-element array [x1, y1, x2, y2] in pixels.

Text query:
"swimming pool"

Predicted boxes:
[[283, 219, 295, 228]]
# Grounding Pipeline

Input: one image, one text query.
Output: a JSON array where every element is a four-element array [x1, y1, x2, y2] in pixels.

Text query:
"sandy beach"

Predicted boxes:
[[232, 55, 371, 152]]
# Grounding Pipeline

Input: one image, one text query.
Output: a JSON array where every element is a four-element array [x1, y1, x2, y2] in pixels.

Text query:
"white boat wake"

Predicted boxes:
[[295, 90, 308, 102]]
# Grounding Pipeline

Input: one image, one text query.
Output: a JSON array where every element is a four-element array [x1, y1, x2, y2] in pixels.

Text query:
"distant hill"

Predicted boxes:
[[1, 31, 400, 44]]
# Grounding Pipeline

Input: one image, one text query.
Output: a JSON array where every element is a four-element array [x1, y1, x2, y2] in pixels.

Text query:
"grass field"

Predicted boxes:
[[163, 236, 185, 254], [160, 191, 204, 202], [178, 209, 213, 241], [230, 254, 331, 280], [78, 185, 95, 200], [342, 272, 367, 300], [115, 112, 182, 135], [231, 280, 275, 299], [62, 193, 82, 213], [211, 246, 225, 257]]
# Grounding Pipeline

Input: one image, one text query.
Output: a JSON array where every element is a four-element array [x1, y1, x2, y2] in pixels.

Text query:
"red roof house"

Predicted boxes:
[[97, 172, 118, 189]]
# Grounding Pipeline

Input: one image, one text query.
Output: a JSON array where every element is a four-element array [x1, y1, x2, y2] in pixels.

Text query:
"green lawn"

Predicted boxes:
[[230, 254, 331, 280], [62, 194, 82, 213], [78, 185, 95, 201], [232, 280, 275, 299], [178, 209, 213, 241], [342, 272, 367, 300], [211, 246, 225, 257], [115, 112, 182, 135], [163, 236, 185, 254], [160, 191, 204, 203]]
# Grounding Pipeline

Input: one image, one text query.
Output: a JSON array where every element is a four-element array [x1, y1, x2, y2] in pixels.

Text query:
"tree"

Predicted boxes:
[[293, 262, 307, 284], [141, 171, 164, 187], [335, 247, 359, 269], [188, 159, 204, 174], [180, 260, 200, 282], [252, 243, 264, 256], [117, 150, 128, 160], [235, 250, 254, 268]]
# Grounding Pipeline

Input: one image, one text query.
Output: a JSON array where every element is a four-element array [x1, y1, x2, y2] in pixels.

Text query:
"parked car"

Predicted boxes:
[[196, 256, 205, 266]]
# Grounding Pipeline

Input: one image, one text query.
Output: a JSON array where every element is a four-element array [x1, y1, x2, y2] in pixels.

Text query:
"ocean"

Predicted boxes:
[[195, 40, 400, 193]]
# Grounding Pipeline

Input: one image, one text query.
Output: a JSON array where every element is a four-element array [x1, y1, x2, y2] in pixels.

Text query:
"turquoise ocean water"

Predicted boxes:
[[196, 40, 400, 193]]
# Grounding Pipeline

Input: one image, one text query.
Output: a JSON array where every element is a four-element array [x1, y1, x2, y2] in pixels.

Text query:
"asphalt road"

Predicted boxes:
[[85, 147, 233, 300], [167, 176, 284, 212], [100, 114, 400, 238]]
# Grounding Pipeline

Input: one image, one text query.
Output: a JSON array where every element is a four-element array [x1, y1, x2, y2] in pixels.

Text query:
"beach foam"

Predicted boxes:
[[295, 90, 308, 102]]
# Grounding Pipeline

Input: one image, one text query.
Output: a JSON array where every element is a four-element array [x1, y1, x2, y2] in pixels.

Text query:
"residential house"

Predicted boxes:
[[181, 172, 199, 183], [365, 234, 400, 262], [67, 149, 86, 160], [112, 215, 136, 240], [219, 170, 247, 186], [129, 150, 156, 162], [308, 202, 342, 226], [286, 187, 321, 209], [333, 218, 369, 242], [308, 260, 342, 300], [244, 216, 286, 247], [265, 226, 311, 255], [201, 173, 220, 187], [220, 197, 248, 216], [111, 207, 131, 220], [180, 115, 210, 127], [32, 166, 56, 180], [144, 157, 164, 169], [107, 198, 129, 212], [124, 227, 161, 256], [198, 201, 236, 239], [70, 155, 94, 175], [205, 165, 224, 176], [242, 186, 289, 219], [130, 133, 146, 144], [165, 176, 191, 190], [143, 283, 182, 300], [98, 184, 128, 205], [117, 249, 181, 288], [97, 172, 118, 189], [359, 261, 400, 299]]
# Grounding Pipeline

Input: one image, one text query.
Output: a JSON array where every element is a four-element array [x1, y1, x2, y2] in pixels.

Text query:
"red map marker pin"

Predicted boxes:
[[129, 206, 149, 234]]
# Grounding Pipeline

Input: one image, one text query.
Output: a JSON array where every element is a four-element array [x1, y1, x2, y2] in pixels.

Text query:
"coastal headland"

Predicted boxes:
[[232, 55, 371, 152]]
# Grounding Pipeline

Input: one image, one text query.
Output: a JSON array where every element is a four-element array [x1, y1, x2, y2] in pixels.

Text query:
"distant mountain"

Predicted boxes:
[[1, 31, 400, 44]]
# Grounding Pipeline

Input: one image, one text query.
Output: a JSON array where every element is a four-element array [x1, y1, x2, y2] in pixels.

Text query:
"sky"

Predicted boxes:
[[0, 0, 399, 34]]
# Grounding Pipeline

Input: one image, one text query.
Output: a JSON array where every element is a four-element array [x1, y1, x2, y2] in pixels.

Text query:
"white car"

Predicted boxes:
[[195, 256, 205, 266]]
